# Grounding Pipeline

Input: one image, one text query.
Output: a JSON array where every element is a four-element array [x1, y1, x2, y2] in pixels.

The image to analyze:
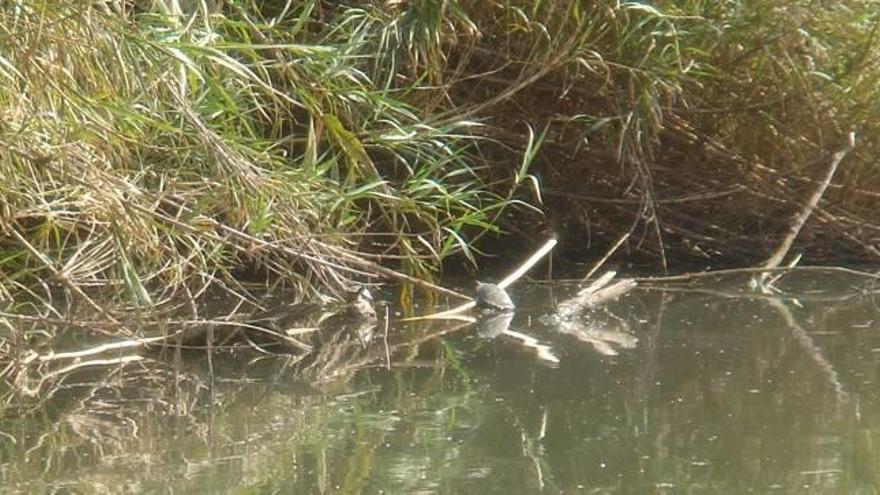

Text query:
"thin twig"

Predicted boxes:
[[497, 238, 559, 289], [582, 231, 631, 282]]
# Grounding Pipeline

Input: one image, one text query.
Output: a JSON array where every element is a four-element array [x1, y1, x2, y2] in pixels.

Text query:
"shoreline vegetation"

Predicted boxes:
[[3, 2, 880, 389]]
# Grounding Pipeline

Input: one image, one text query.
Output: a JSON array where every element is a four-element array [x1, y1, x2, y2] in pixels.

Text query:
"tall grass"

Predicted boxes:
[[1, 0, 878, 323], [0, 1, 527, 318], [423, 0, 880, 266]]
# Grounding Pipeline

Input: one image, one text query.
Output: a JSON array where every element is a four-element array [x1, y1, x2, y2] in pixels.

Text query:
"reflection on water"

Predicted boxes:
[[3, 274, 880, 492]]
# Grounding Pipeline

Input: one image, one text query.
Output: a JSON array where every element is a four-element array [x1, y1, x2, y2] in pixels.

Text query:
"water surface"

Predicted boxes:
[[3, 273, 880, 493]]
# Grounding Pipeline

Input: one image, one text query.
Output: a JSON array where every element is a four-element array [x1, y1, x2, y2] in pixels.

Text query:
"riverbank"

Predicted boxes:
[[2, 1, 878, 321]]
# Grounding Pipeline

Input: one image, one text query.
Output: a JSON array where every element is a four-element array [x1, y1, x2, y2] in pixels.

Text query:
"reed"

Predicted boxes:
[[0, 1, 528, 320], [1, 0, 878, 325]]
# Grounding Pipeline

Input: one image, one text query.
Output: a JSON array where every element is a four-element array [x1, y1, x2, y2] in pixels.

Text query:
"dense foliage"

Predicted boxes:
[[1, 0, 878, 315]]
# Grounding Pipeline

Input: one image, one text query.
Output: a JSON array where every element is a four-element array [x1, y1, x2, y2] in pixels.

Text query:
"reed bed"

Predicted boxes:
[[0, 1, 528, 323], [431, 1, 880, 268], [0, 0, 878, 343]]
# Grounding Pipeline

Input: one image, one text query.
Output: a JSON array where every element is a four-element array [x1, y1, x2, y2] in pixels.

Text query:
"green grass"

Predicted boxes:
[[1, 0, 879, 324], [0, 1, 531, 317]]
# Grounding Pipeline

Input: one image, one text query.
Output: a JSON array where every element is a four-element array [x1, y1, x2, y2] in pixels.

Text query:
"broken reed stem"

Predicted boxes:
[[557, 270, 636, 318], [582, 271, 617, 296], [401, 238, 558, 321], [23, 334, 175, 363], [496, 238, 559, 289], [584, 279, 638, 307], [760, 132, 856, 270], [582, 231, 631, 282]]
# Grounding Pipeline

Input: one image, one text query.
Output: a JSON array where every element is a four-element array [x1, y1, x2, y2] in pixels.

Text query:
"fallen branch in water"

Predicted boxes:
[[582, 279, 637, 308], [12, 318, 312, 366], [629, 265, 880, 284], [556, 271, 637, 319], [643, 284, 875, 303], [21, 334, 179, 364], [757, 133, 856, 278]]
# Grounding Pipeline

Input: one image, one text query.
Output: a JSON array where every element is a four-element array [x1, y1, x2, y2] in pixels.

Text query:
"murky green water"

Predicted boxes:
[[4, 273, 880, 493]]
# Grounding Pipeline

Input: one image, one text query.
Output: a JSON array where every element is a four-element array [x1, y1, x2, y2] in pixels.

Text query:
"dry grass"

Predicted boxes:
[[0, 1, 531, 323], [1, 1, 879, 387]]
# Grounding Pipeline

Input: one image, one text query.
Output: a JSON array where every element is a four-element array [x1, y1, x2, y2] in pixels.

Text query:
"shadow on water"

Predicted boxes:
[[3, 274, 880, 492]]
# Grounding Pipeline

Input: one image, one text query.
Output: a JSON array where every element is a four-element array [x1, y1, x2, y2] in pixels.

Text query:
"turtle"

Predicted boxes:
[[475, 281, 515, 312]]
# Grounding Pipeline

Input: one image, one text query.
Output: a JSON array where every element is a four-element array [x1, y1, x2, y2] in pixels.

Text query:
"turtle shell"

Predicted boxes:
[[475, 282, 515, 311]]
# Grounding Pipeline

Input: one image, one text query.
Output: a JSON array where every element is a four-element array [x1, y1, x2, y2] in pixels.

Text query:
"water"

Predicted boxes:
[[3, 273, 880, 493]]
